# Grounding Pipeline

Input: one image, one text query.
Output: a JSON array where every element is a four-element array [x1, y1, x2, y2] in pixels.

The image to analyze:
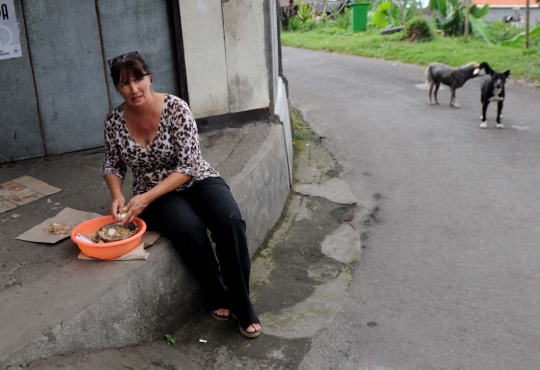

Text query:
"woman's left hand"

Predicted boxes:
[[123, 193, 151, 223]]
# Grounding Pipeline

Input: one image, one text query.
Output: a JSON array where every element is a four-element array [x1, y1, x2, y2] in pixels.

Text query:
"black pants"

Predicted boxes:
[[139, 177, 259, 328]]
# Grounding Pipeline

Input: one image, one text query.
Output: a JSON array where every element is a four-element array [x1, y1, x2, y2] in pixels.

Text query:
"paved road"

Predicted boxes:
[[284, 47, 540, 370]]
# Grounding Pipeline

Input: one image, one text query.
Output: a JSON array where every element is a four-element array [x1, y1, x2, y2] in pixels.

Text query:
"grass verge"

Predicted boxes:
[[291, 108, 312, 145], [281, 29, 540, 84]]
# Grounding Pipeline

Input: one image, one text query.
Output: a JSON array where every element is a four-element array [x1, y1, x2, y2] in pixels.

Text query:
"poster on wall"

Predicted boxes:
[[0, 0, 22, 60]]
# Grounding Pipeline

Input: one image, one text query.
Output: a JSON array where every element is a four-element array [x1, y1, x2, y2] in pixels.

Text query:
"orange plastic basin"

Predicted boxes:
[[71, 216, 147, 260]]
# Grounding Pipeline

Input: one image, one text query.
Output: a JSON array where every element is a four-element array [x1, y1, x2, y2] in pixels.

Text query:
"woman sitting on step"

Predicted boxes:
[[101, 51, 261, 339]]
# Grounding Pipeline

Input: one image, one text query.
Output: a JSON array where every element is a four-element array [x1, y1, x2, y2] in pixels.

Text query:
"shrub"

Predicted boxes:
[[486, 21, 524, 44], [288, 16, 300, 31], [295, 1, 314, 24], [406, 17, 434, 42], [334, 7, 352, 30]]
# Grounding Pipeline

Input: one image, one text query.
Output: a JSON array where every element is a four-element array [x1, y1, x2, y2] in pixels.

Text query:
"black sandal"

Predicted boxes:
[[211, 308, 231, 322], [231, 312, 262, 338]]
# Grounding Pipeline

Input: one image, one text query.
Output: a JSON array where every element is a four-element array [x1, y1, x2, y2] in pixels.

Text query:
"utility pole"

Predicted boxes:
[[526, 0, 530, 48], [465, 0, 470, 38]]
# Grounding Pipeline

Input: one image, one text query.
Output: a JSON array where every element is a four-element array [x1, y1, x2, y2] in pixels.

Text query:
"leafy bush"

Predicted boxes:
[[288, 14, 328, 32], [485, 21, 524, 44], [288, 16, 301, 31], [406, 17, 435, 41], [371, 0, 422, 29], [502, 25, 540, 47], [296, 1, 314, 24], [371, 1, 393, 28]]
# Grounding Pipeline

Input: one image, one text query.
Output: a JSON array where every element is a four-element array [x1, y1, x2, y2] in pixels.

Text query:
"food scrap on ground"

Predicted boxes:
[[15, 208, 103, 244], [44, 223, 72, 235]]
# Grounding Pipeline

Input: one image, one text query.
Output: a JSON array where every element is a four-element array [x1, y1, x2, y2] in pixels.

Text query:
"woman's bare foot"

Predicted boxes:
[[211, 308, 231, 321], [239, 322, 262, 338], [229, 312, 262, 338], [246, 323, 261, 333], [214, 308, 230, 317]]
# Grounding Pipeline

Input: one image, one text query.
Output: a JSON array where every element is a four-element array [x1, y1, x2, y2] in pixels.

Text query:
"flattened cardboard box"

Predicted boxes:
[[0, 176, 61, 213], [15, 207, 101, 244]]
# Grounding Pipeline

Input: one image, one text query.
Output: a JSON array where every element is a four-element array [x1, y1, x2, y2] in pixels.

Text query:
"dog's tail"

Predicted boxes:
[[477, 61, 493, 75], [425, 65, 433, 86]]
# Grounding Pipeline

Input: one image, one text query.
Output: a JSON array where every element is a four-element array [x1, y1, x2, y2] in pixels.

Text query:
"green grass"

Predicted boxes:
[[291, 108, 311, 143], [281, 28, 540, 83]]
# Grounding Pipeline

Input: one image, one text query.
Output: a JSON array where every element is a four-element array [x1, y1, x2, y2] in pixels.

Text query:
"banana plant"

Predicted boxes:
[[371, 1, 394, 29], [468, 4, 491, 42], [430, 0, 490, 40]]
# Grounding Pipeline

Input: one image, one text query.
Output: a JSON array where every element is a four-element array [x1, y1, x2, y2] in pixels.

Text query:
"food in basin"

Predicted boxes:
[[71, 216, 146, 260]]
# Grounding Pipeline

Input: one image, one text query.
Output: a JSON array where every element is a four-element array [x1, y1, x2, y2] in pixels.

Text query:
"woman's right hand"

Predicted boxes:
[[110, 196, 126, 221]]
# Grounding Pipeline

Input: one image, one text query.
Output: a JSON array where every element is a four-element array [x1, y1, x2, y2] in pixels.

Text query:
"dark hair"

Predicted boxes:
[[110, 57, 152, 87]]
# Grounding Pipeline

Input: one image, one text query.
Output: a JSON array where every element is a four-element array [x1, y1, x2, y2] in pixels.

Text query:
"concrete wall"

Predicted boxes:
[[0, 0, 179, 163], [23, 0, 109, 155], [484, 6, 540, 23], [1, 0, 276, 163], [98, 0, 179, 109], [267, 0, 294, 185], [274, 77, 294, 186], [180, 0, 271, 118], [0, 1, 44, 163], [179, 0, 230, 118], [222, 1, 270, 114], [229, 124, 290, 256], [269, 0, 280, 106]]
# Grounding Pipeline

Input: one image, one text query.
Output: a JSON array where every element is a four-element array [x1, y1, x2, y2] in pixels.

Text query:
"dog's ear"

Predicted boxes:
[[503, 70, 510, 77]]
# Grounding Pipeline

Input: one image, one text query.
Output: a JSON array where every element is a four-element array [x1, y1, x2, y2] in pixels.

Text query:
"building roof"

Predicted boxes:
[[473, 0, 538, 7]]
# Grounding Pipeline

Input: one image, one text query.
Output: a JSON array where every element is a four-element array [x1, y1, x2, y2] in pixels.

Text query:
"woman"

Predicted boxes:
[[102, 51, 261, 338]]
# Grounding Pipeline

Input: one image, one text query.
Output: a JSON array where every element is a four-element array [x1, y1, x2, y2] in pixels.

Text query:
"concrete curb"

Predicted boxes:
[[0, 124, 290, 369], [229, 124, 290, 256]]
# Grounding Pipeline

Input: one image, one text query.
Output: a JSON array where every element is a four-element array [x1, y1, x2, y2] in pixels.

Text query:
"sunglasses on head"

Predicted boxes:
[[107, 51, 142, 70]]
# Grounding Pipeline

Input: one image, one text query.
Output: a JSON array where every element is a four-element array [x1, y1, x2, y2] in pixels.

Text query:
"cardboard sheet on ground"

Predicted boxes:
[[15, 207, 102, 244], [77, 231, 161, 261], [0, 176, 61, 213]]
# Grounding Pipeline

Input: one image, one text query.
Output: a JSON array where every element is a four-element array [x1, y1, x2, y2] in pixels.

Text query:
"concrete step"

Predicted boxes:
[[0, 121, 291, 369], [17, 125, 367, 370]]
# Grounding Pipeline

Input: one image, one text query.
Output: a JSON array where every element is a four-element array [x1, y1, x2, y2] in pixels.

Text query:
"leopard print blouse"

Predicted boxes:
[[102, 94, 219, 195]]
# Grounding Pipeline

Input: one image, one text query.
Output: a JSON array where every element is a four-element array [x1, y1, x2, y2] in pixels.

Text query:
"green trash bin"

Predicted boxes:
[[350, 2, 370, 32]]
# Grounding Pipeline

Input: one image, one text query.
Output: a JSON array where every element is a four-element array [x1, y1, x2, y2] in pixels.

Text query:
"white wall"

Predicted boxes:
[[179, 0, 230, 118], [180, 0, 270, 118], [270, 0, 280, 104], [222, 1, 270, 113]]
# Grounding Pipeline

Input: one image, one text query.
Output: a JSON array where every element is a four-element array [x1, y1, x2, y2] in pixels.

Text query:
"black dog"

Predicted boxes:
[[480, 63, 510, 129], [426, 62, 488, 108]]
